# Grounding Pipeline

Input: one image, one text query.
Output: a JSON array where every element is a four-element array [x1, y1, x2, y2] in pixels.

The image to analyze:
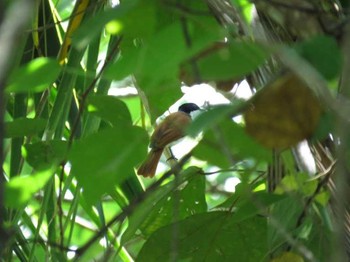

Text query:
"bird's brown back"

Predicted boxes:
[[150, 112, 191, 150]]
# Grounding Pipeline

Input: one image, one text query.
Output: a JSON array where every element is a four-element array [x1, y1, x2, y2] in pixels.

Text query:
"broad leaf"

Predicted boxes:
[[5, 168, 54, 208], [137, 212, 267, 261], [197, 41, 269, 81], [6, 58, 60, 94], [296, 35, 341, 81], [122, 167, 201, 243], [87, 95, 132, 126], [140, 173, 207, 237], [69, 126, 148, 205]]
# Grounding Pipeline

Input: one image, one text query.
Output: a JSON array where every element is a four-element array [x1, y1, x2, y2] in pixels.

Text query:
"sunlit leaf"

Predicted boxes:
[[275, 173, 317, 197], [137, 212, 267, 261], [231, 0, 254, 23], [74, 0, 156, 49], [6, 58, 60, 93], [5, 168, 54, 208]]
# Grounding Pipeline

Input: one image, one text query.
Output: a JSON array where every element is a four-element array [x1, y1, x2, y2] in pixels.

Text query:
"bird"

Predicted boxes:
[[137, 103, 200, 178]]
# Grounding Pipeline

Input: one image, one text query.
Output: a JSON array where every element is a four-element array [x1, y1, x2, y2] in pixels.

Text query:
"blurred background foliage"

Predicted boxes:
[[0, 0, 349, 261]]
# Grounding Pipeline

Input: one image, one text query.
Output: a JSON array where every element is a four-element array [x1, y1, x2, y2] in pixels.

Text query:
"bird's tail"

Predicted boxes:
[[137, 149, 163, 178]]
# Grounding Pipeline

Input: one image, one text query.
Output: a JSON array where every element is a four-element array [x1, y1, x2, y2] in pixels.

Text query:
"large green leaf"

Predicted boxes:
[[121, 167, 201, 244], [87, 95, 132, 126], [305, 205, 333, 262], [139, 173, 207, 237], [268, 197, 303, 251], [5, 168, 54, 208], [6, 58, 60, 94], [69, 125, 148, 205], [196, 41, 269, 81], [137, 212, 267, 261], [5, 118, 47, 138], [295, 35, 341, 81], [104, 44, 140, 81]]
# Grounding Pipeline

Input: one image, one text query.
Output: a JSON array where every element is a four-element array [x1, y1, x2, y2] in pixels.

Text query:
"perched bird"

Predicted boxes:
[[137, 103, 200, 178]]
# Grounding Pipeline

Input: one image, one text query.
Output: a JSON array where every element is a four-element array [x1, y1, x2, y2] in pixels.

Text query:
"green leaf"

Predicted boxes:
[[5, 168, 54, 208], [74, 0, 156, 49], [69, 126, 148, 205], [138, 22, 218, 79], [104, 44, 140, 81], [23, 140, 68, 169], [231, 0, 254, 23], [275, 172, 317, 197], [140, 173, 207, 237], [122, 167, 200, 244], [193, 119, 271, 168], [137, 212, 267, 261], [106, 20, 222, 116], [218, 190, 286, 222], [6, 58, 60, 94], [296, 35, 341, 81], [5, 118, 47, 138], [197, 41, 269, 81], [312, 111, 334, 141], [87, 95, 132, 126], [268, 197, 303, 249], [306, 207, 333, 261]]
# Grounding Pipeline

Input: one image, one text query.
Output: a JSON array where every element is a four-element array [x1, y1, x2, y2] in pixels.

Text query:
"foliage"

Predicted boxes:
[[0, 0, 347, 261]]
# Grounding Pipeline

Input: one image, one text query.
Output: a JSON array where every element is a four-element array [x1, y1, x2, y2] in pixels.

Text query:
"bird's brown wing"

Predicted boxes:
[[150, 112, 191, 150]]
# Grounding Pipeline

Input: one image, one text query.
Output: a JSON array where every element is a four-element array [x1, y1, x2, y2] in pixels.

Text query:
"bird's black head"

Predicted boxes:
[[178, 103, 200, 114]]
